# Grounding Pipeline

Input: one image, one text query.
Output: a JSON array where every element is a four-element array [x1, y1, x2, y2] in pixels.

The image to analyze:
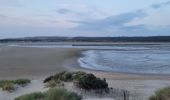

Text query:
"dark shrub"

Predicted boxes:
[[14, 79, 31, 86], [61, 72, 72, 81], [75, 74, 108, 90], [53, 71, 69, 81], [2, 83, 15, 92], [72, 71, 86, 80], [44, 71, 108, 91], [43, 76, 54, 83]]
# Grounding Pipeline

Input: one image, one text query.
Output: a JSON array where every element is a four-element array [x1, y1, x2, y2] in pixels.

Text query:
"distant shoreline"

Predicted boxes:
[[1, 36, 170, 43]]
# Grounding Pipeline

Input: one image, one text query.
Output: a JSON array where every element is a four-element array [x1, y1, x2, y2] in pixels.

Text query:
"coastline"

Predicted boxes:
[[1, 45, 170, 80], [1, 45, 170, 99]]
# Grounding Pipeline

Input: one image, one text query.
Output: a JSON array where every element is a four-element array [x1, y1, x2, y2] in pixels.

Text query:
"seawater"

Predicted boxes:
[[78, 44, 170, 74]]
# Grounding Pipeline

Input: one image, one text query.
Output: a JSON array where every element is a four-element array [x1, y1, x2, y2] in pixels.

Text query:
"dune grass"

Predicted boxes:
[[15, 88, 82, 100], [149, 87, 170, 100], [44, 71, 108, 90], [15, 92, 44, 100], [14, 79, 31, 86], [0, 79, 30, 92]]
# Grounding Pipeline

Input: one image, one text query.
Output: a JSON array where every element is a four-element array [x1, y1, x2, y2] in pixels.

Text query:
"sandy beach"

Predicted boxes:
[[0, 45, 82, 79], [0, 44, 170, 100]]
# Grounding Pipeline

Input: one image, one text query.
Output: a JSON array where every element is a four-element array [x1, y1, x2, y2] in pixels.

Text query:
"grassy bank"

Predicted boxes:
[[0, 79, 30, 92], [15, 88, 82, 100]]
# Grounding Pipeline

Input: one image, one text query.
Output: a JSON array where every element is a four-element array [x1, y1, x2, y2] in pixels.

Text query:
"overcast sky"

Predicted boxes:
[[0, 0, 170, 38]]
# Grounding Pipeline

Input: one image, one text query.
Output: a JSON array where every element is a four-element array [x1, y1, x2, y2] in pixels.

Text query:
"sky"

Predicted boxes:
[[0, 0, 170, 38]]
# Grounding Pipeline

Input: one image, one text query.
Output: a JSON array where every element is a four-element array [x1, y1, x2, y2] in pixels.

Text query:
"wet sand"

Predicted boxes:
[[0, 45, 82, 79]]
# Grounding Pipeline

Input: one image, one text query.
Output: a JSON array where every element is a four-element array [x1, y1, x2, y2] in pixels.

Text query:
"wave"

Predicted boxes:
[[78, 50, 170, 74]]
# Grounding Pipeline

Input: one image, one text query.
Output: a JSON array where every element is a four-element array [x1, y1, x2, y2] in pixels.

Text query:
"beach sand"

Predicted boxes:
[[0, 45, 82, 79], [0, 45, 170, 100]]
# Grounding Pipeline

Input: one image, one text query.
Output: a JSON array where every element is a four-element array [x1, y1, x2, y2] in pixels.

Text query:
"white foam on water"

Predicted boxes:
[[78, 49, 170, 74]]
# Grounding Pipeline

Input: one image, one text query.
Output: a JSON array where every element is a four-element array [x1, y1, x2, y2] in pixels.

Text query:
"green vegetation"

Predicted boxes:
[[44, 80, 64, 88], [15, 88, 82, 100], [75, 73, 108, 90], [44, 71, 108, 90], [12, 71, 109, 100], [14, 79, 31, 86], [43, 71, 89, 83], [0, 79, 30, 92], [1, 83, 15, 92], [15, 92, 44, 100], [45, 88, 82, 100], [149, 87, 170, 100]]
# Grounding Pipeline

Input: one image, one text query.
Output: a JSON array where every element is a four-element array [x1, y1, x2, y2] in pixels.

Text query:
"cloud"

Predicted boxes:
[[55, 4, 106, 21], [165, 1, 170, 5], [0, 14, 7, 19], [0, 0, 21, 7], [72, 10, 146, 30], [1, 1, 170, 38], [151, 1, 170, 9], [56, 9, 72, 14], [70, 2, 170, 37], [57, 8, 85, 17]]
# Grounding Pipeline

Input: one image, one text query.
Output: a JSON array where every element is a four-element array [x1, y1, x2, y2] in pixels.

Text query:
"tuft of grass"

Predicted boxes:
[[45, 88, 82, 100], [15, 92, 44, 100], [45, 80, 63, 88], [149, 87, 170, 100], [44, 71, 108, 90], [14, 79, 31, 86], [2, 83, 15, 92], [0, 80, 14, 87], [15, 88, 82, 100], [0, 79, 31, 92], [43, 71, 87, 83]]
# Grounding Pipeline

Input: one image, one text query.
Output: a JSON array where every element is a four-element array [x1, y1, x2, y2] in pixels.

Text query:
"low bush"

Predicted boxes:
[[44, 71, 108, 90], [45, 80, 64, 88], [149, 87, 170, 100], [75, 74, 108, 90], [0, 80, 14, 87], [15, 88, 82, 100], [43, 71, 87, 83], [53, 71, 73, 82], [72, 71, 87, 80], [2, 83, 15, 92], [0, 79, 30, 92], [43, 76, 54, 83], [14, 79, 31, 86]]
